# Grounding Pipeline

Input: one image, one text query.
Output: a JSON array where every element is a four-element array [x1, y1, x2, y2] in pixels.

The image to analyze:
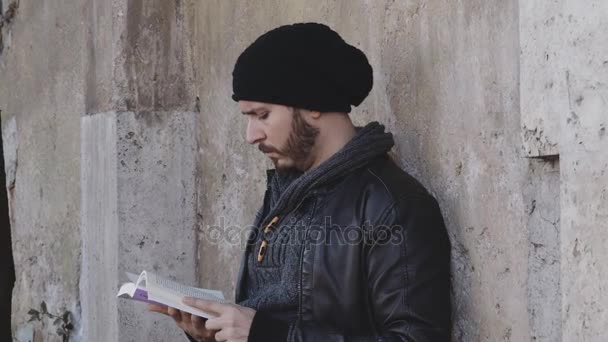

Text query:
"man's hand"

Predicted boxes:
[[183, 297, 256, 342], [148, 303, 217, 342]]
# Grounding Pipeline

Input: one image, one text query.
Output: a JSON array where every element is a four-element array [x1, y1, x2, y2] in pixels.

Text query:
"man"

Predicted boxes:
[[150, 22, 451, 341]]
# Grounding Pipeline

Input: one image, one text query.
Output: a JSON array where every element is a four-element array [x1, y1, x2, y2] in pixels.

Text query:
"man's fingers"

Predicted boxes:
[[214, 327, 232, 342], [180, 311, 192, 326], [167, 307, 182, 323], [182, 297, 226, 315], [147, 303, 169, 315], [204, 317, 224, 331], [191, 314, 207, 330]]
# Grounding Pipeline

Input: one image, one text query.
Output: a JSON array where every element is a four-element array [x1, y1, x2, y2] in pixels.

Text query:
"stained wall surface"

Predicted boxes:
[[195, 1, 529, 340], [0, 0, 606, 341], [1, 0, 200, 341], [0, 1, 85, 340]]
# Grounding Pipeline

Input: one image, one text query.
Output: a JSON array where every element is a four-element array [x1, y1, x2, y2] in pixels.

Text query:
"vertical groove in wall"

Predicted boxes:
[[525, 158, 561, 341]]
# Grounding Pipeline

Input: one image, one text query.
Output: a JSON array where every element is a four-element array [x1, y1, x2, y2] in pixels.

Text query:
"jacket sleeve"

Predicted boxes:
[[248, 195, 452, 342]]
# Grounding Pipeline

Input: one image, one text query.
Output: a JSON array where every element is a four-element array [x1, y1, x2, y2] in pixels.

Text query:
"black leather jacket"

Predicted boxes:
[[241, 154, 452, 342]]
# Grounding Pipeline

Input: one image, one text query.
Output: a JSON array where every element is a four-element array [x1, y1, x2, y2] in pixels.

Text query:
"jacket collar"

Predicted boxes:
[[264, 168, 343, 197]]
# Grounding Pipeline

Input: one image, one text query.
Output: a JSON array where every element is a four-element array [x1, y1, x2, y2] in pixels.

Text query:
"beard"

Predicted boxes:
[[259, 108, 320, 172]]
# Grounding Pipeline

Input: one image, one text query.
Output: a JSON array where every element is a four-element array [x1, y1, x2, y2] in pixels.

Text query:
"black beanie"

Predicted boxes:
[[232, 23, 373, 113]]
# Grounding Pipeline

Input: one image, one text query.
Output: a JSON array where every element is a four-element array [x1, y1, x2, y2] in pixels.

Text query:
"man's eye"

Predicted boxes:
[[259, 112, 269, 120]]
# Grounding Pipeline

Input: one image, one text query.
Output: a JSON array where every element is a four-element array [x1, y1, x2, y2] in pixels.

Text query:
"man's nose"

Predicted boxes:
[[245, 120, 265, 145]]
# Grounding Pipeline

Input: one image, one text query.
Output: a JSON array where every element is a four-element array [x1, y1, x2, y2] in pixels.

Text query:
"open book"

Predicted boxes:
[[117, 271, 226, 319]]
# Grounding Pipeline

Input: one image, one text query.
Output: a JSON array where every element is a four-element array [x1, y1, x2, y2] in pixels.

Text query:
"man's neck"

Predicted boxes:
[[306, 117, 356, 171]]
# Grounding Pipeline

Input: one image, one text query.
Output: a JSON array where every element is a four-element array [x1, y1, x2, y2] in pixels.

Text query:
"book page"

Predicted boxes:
[[117, 271, 226, 318], [150, 273, 225, 301], [143, 271, 226, 319]]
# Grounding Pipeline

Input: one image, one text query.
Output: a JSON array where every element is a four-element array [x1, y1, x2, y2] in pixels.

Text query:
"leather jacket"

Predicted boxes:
[[240, 154, 452, 342]]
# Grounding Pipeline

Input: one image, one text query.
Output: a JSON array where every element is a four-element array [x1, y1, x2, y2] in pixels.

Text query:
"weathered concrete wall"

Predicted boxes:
[[521, 0, 608, 340], [523, 159, 561, 341], [0, 0, 85, 340], [1, 0, 201, 341], [0, 0, 606, 341], [80, 0, 201, 340], [80, 112, 119, 341], [80, 110, 199, 342], [194, 1, 530, 340], [191, 1, 600, 341], [556, 2, 608, 339]]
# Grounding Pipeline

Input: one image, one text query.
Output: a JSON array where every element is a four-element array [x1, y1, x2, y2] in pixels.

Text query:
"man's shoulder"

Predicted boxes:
[[345, 154, 433, 202], [317, 155, 437, 224], [353, 156, 444, 230]]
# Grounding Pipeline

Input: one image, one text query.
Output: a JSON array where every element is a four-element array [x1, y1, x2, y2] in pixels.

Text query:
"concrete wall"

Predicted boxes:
[[194, 0, 605, 341], [0, 1, 85, 340], [79, 0, 201, 340], [195, 1, 529, 340], [521, 1, 608, 340], [0, 0, 606, 341], [1, 0, 200, 341]]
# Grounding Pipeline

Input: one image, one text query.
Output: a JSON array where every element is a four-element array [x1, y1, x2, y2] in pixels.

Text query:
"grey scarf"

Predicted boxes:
[[235, 121, 395, 307], [261, 121, 395, 227]]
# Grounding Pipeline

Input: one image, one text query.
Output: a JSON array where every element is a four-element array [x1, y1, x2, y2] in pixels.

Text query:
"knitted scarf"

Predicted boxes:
[[260, 121, 395, 227]]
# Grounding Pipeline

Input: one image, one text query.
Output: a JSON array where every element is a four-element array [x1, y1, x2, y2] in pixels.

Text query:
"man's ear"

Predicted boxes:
[[307, 110, 322, 119]]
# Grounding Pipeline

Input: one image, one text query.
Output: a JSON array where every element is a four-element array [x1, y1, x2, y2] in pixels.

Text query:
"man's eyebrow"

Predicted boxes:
[[241, 107, 268, 115]]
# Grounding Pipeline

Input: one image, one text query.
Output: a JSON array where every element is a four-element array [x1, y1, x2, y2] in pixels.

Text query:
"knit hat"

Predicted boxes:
[[231, 23, 373, 113]]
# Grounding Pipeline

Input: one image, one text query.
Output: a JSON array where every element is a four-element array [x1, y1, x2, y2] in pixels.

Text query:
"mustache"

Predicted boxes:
[[258, 144, 279, 154]]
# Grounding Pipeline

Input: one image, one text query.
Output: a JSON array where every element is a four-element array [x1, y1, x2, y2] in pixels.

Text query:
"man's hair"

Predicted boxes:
[[387, 150, 401, 167]]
